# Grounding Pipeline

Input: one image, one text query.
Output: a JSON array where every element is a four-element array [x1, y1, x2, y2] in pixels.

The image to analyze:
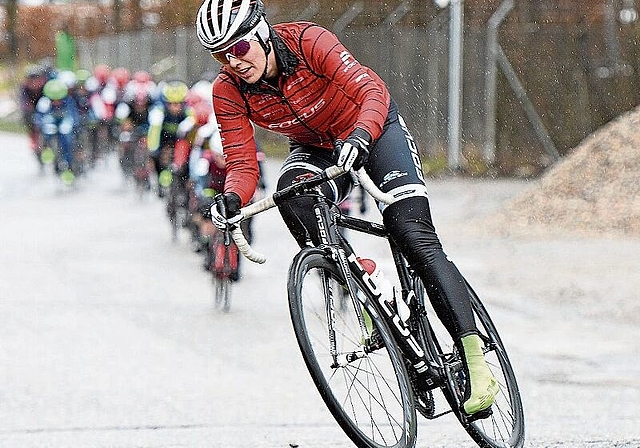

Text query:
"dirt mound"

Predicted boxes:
[[486, 105, 640, 238]]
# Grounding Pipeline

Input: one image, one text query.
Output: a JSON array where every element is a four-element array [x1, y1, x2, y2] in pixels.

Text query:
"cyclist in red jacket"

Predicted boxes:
[[196, 0, 497, 417]]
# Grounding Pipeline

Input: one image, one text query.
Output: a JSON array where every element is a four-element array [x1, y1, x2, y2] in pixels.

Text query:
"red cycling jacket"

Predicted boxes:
[[212, 22, 391, 205]]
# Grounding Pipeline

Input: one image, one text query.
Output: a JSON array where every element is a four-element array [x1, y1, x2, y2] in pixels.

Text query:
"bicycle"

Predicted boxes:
[[166, 167, 191, 242], [219, 166, 525, 448], [117, 126, 138, 181], [131, 135, 152, 199], [38, 118, 77, 184], [206, 194, 245, 312], [207, 225, 239, 313]]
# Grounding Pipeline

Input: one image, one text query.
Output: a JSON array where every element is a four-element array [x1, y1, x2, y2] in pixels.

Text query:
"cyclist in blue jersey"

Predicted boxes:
[[147, 80, 190, 197], [34, 78, 80, 183]]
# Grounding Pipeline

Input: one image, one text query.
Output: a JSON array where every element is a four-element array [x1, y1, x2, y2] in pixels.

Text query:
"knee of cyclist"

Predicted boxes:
[[201, 220, 216, 236], [277, 205, 315, 248], [382, 200, 441, 251]]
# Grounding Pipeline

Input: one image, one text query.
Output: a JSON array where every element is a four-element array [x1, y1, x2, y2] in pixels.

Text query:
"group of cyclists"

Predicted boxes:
[[20, 61, 132, 181], [18, 60, 267, 282], [18, 57, 372, 288]]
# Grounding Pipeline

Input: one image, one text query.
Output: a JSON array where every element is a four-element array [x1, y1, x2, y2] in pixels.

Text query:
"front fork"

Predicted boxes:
[[321, 242, 373, 369]]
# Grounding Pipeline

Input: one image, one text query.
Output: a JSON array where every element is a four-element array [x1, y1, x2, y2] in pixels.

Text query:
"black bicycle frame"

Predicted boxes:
[[309, 197, 442, 389]]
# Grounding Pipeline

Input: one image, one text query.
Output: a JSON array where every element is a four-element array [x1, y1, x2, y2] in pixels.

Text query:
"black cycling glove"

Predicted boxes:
[[211, 192, 242, 230], [336, 127, 372, 171]]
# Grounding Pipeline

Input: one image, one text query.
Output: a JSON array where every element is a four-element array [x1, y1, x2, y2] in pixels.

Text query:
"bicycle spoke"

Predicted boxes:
[[337, 361, 405, 425], [340, 364, 399, 445]]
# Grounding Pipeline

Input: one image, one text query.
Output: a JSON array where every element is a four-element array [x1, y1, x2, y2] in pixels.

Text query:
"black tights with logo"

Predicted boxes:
[[276, 100, 477, 340]]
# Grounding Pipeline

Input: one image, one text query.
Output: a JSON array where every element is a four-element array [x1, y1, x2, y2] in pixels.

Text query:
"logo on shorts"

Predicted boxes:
[[380, 170, 408, 187]]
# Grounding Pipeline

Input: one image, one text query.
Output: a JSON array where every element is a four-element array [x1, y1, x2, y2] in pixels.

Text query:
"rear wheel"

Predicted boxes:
[[133, 142, 151, 199], [168, 179, 189, 242], [288, 248, 417, 448], [414, 278, 525, 447], [168, 200, 179, 242]]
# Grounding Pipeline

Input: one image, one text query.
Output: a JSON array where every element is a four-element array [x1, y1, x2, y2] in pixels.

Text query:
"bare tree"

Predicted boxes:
[[113, 0, 122, 32], [131, 0, 143, 30], [6, 0, 18, 61]]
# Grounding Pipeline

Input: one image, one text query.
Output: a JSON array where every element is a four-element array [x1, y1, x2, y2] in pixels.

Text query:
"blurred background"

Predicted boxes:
[[1, 0, 639, 177]]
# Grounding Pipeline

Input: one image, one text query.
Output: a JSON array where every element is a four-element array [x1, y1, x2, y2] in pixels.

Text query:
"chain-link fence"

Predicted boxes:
[[77, 7, 480, 169], [76, 0, 640, 175]]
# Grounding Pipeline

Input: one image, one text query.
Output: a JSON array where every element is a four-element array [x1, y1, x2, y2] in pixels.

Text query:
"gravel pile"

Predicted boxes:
[[486, 105, 640, 238]]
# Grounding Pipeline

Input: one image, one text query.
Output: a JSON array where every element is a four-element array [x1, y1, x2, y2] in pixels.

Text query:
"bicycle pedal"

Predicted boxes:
[[463, 405, 493, 422]]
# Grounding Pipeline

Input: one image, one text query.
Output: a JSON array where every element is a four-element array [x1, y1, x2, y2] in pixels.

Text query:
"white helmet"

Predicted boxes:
[[57, 70, 77, 89], [196, 0, 266, 52]]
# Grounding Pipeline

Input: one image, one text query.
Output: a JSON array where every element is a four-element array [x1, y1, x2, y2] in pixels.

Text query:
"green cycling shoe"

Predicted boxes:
[[460, 333, 499, 416]]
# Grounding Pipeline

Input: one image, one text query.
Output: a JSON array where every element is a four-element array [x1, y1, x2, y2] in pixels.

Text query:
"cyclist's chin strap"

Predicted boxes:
[[257, 36, 272, 82]]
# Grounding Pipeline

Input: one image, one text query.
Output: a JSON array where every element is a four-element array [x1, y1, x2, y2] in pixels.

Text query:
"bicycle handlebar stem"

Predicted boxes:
[[228, 166, 395, 264]]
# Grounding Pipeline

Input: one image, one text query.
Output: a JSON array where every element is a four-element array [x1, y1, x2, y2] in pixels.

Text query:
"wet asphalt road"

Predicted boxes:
[[1, 131, 639, 447]]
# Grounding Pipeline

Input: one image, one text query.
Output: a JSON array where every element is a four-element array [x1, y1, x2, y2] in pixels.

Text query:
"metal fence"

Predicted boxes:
[[77, 27, 207, 84], [77, 8, 473, 169], [76, 0, 640, 175]]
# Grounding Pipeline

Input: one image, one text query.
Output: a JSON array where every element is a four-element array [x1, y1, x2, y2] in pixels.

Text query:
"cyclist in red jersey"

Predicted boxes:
[[196, 0, 497, 417]]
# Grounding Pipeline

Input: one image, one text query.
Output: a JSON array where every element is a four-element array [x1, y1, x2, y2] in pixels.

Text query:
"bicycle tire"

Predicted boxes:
[[288, 248, 417, 448], [168, 182, 180, 242], [414, 278, 525, 448], [210, 234, 232, 313], [133, 145, 151, 199], [170, 210, 179, 242], [167, 178, 189, 241], [213, 276, 231, 313]]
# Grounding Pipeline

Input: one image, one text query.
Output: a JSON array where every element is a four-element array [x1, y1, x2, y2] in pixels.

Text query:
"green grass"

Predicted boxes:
[[258, 134, 457, 177], [422, 153, 449, 176], [0, 119, 25, 134], [258, 139, 288, 160], [0, 62, 24, 134]]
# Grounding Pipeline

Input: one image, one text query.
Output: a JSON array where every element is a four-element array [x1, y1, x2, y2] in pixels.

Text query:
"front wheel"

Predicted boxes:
[[213, 276, 230, 313], [210, 232, 238, 313], [288, 248, 417, 448]]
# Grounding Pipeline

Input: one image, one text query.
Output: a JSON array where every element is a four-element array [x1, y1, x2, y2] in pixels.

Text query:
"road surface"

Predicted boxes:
[[1, 131, 638, 447]]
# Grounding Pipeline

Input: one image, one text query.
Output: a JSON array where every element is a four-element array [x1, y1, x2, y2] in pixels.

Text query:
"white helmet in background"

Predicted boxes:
[[57, 70, 77, 89], [190, 80, 213, 106]]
